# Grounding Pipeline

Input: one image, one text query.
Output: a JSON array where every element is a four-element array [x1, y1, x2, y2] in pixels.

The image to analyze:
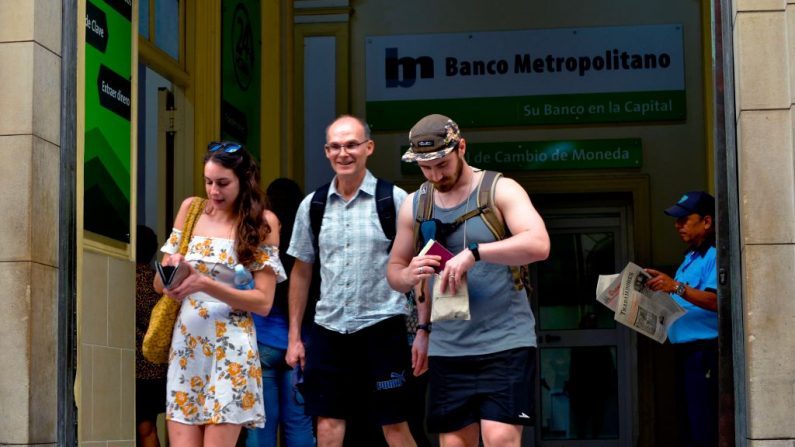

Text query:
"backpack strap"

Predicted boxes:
[[475, 170, 526, 292], [375, 178, 396, 251], [412, 170, 529, 293], [311, 179, 396, 254], [413, 181, 435, 254], [412, 182, 436, 304], [476, 170, 506, 240], [307, 179, 397, 307], [413, 173, 497, 250], [309, 183, 331, 259], [305, 183, 331, 310]]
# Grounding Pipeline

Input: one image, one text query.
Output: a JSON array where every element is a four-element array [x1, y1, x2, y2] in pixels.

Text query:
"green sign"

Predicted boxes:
[[84, 0, 132, 243], [368, 91, 684, 131], [221, 0, 261, 160], [401, 138, 641, 174]]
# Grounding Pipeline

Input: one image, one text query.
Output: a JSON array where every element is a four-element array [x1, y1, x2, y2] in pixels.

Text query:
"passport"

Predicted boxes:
[[418, 238, 455, 273]]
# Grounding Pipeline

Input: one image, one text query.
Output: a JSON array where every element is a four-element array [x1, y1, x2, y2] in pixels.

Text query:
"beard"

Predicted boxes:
[[431, 155, 463, 192]]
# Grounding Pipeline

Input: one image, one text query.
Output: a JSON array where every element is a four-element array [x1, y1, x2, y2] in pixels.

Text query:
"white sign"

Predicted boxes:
[[365, 24, 684, 102]]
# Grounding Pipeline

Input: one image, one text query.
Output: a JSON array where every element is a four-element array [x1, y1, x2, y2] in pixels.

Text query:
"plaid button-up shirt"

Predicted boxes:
[[288, 170, 408, 334]]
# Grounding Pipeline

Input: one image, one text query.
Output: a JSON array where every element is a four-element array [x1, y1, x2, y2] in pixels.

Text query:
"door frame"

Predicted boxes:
[[513, 173, 652, 445], [534, 207, 636, 446]]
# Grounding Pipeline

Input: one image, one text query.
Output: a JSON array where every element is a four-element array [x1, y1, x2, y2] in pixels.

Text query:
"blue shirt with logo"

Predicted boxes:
[[668, 243, 718, 344]]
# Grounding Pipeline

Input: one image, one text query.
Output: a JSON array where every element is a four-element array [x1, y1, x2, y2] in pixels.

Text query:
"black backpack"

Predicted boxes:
[[305, 178, 397, 311]]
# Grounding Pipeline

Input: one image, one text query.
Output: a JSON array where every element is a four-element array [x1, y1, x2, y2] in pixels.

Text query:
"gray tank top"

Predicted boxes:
[[414, 188, 537, 357]]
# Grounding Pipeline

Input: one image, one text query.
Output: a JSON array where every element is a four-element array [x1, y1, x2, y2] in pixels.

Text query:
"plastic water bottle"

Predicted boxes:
[[233, 264, 254, 290]]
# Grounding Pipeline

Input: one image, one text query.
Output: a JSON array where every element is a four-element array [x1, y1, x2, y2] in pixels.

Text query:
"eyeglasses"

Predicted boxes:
[[324, 140, 370, 153], [208, 141, 243, 153]]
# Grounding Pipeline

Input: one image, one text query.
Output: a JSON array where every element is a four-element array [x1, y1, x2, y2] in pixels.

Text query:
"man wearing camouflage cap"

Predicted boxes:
[[387, 114, 550, 446]]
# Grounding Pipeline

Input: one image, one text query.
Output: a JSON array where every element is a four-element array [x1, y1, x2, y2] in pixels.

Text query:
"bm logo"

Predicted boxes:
[[385, 48, 434, 88]]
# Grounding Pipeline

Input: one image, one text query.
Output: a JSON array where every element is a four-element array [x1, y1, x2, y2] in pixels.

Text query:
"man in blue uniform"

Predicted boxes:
[[646, 191, 718, 447]]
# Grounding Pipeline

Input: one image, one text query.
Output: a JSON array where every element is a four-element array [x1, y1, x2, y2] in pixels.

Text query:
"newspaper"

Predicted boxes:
[[595, 262, 687, 343]]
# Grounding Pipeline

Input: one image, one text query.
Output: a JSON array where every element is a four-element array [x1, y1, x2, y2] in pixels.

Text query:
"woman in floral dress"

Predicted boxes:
[[155, 142, 285, 446]]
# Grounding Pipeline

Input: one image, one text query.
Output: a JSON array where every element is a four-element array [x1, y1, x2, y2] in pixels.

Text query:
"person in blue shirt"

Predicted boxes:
[[247, 178, 315, 447], [645, 191, 718, 447]]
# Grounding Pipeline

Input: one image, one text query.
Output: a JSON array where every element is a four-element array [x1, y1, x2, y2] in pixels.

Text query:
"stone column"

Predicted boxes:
[[734, 1, 795, 444], [0, 1, 62, 444]]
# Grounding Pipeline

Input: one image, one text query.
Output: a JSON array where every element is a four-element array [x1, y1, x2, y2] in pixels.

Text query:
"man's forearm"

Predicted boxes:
[[680, 285, 718, 312], [415, 281, 431, 324], [387, 263, 414, 294], [288, 295, 308, 341], [288, 262, 313, 341], [477, 230, 550, 266]]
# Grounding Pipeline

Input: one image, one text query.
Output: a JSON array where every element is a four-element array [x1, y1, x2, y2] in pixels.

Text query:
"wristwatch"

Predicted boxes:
[[416, 323, 432, 333], [674, 282, 687, 296], [468, 242, 480, 262]]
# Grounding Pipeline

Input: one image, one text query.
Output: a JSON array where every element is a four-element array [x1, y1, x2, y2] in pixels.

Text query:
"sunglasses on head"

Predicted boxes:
[[208, 141, 243, 153]]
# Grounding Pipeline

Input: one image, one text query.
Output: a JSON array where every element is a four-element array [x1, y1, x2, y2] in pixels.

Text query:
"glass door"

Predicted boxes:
[[137, 64, 192, 243], [533, 209, 636, 447]]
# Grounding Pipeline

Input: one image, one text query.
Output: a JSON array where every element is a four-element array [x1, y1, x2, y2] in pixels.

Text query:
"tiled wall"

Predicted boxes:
[[734, 0, 795, 444], [0, 1, 61, 445], [79, 251, 135, 446]]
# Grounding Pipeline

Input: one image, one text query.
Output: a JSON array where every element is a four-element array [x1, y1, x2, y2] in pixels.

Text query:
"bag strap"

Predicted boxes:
[[475, 171, 526, 292], [476, 171, 506, 240], [309, 183, 331, 259], [413, 173, 494, 251], [413, 170, 525, 292], [375, 178, 396, 250], [413, 181, 435, 254], [311, 179, 397, 254], [178, 197, 206, 255], [307, 179, 396, 305], [474, 171, 525, 291]]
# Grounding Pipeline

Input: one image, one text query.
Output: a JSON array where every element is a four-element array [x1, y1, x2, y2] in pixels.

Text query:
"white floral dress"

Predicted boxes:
[[161, 229, 286, 427]]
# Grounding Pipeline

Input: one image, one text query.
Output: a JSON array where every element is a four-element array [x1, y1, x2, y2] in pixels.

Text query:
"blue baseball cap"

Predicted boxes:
[[664, 191, 715, 217]]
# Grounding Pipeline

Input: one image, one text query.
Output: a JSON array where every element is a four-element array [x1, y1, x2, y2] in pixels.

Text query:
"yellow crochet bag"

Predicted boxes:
[[142, 197, 206, 364]]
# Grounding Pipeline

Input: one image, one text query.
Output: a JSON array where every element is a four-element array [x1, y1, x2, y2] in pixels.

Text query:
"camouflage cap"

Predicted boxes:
[[401, 114, 461, 163]]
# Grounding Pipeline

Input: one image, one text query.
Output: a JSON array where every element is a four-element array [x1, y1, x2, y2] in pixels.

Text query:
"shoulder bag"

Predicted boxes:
[[142, 197, 206, 364]]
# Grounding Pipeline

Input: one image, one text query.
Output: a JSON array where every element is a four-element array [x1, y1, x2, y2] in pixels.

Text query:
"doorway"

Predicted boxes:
[[532, 205, 637, 447], [137, 65, 192, 242], [136, 63, 192, 446]]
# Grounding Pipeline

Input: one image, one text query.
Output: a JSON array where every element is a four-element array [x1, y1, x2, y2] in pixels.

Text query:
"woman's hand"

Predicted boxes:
[[164, 262, 207, 301], [163, 253, 185, 267]]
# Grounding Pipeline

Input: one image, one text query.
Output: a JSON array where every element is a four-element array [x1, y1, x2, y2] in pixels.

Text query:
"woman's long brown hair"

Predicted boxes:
[[204, 146, 271, 267]]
